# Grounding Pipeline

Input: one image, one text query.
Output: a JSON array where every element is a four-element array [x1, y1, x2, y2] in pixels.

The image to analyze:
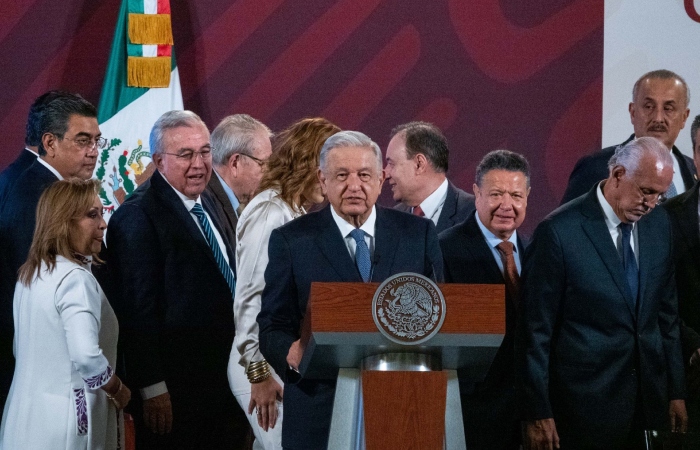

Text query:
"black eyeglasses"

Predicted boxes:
[[239, 153, 266, 167], [69, 136, 108, 151]]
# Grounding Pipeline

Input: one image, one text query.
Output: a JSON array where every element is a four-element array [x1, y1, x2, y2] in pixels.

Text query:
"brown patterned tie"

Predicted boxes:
[[412, 205, 424, 217], [496, 241, 520, 305]]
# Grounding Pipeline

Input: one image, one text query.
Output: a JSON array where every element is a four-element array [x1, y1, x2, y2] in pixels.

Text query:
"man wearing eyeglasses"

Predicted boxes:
[[517, 136, 687, 449], [0, 91, 100, 419], [561, 70, 696, 205], [107, 110, 247, 450], [207, 114, 272, 244]]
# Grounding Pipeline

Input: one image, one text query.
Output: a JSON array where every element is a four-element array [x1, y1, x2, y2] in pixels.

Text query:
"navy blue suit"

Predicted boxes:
[[0, 159, 57, 418], [561, 135, 697, 205], [0, 149, 37, 208], [107, 170, 244, 450], [439, 211, 527, 449], [257, 204, 443, 450], [395, 180, 475, 233], [517, 186, 685, 448]]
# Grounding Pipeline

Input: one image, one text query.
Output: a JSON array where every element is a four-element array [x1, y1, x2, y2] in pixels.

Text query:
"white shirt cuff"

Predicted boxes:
[[140, 381, 168, 399]]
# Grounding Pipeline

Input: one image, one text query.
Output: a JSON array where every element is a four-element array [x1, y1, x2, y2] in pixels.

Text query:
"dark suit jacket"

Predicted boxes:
[[204, 172, 238, 247], [257, 205, 443, 450], [0, 149, 37, 209], [516, 186, 685, 447], [395, 180, 475, 233], [106, 170, 236, 401], [561, 134, 697, 204], [439, 211, 527, 389], [663, 182, 700, 360]]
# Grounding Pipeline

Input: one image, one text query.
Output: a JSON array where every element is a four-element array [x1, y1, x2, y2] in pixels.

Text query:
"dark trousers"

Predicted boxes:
[[129, 385, 253, 450], [462, 384, 521, 450]]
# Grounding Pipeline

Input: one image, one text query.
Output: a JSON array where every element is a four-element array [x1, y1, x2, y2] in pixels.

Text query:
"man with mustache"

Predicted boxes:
[[385, 121, 474, 232], [518, 137, 687, 449], [561, 70, 696, 204]]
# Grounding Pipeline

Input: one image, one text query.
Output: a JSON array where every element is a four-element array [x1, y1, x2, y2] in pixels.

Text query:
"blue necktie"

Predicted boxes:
[[350, 228, 371, 282], [665, 181, 678, 199], [619, 223, 639, 303], [191, 203, 236, 297]]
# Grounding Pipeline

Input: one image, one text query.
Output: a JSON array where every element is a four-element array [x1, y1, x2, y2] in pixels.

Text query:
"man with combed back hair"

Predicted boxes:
[[385, 121, 474, 232], [257, 130, 443, 449], [518, 136, 687, 449]]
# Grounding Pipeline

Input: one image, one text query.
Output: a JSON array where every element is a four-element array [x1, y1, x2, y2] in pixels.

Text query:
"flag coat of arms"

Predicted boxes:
[[96, 0, 183, 218]]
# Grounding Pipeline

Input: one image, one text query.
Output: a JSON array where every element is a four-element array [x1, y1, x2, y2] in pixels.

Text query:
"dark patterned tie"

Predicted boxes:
[[350, 228, 371, 282], [412, 205, 424, 217], [496, 241, 520, 305], [619, 222, 639, 303], [191, 203, 236, 297]]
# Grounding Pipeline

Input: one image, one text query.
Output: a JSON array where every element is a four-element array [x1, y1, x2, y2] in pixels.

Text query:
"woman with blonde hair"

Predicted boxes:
[[0, 178, 130, 450], [228, 117, 340, 449]]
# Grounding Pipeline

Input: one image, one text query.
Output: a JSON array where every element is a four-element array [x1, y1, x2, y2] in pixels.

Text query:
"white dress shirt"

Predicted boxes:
[[596, 181, 638, 264], [413, 178, 448, 225], [330, 205, 377, 261]]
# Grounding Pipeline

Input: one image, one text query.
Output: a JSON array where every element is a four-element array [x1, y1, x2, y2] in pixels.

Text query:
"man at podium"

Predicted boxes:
[[257, 130, 444, 450]]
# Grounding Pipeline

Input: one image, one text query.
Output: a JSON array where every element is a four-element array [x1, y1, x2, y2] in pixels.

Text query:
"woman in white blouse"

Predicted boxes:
[[0, 179, 131, 450], [230, 118, 340, 449]]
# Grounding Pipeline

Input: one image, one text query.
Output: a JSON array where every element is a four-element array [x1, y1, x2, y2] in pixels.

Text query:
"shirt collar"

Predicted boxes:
[[161, 172, 202, 212], [24, 147, 38, 156], [214, 169, 240, 216], [417, 178, 448, 218], [596, 181, 632, 232], [36, 157, 63, 180], [330, 204, 377, 238], [475, 211, 519, 251]]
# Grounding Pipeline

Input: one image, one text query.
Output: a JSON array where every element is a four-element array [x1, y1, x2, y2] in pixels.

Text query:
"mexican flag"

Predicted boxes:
[[95, 0, 183, 218]]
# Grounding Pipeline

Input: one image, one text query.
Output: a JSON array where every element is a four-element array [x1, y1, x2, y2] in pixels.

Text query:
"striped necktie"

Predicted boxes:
[[191, 203, 236, 297]]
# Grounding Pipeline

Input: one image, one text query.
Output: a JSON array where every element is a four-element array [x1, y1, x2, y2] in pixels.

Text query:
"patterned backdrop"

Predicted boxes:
[[0, 0, 604, 233]]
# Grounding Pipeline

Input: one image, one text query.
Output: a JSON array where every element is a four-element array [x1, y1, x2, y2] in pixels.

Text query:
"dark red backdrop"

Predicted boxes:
[[0, 0, 604, 233]]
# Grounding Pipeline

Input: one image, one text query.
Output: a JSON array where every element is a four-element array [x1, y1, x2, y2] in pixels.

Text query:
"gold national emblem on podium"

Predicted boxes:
[[372, 272, 446, 345]]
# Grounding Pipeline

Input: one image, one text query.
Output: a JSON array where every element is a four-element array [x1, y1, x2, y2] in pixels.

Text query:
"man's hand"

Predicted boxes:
[[249, 377, 284, 431], [143, 392, 173, 435], [286, 339, 303, 372], [524, 418, 560, 450], [669, 399, 688, 433]]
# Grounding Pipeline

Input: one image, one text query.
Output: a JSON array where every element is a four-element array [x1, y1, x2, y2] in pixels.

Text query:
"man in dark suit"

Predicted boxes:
[[439, 150, 530, 450], [0, 91, 65, 207], [107, 110, 248, 449], [208, 113, 272, 243], [0, 92, 100, 417], [561, 70, 696, 204], [385, 121, 474, 232], [663, 114, 700, 432], [258, 130, 443, 450], [518, 137, 687, 449]]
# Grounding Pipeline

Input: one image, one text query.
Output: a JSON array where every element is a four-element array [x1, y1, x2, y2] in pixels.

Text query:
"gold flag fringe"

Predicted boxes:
[[127, 56, 171, 87], [128, 14, 173, 45]]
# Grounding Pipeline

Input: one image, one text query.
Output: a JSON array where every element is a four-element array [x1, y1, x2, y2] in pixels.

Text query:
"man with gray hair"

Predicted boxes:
[[517, 136, 687, 448], [562, 69, 696, 204], [107, 110, 249, 449], [207, 114, 272, 240], [258, 130, 443, 449]]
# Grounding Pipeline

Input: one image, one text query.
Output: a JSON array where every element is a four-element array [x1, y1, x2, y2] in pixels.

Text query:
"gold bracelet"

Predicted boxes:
[[247, 360, 271, 383]]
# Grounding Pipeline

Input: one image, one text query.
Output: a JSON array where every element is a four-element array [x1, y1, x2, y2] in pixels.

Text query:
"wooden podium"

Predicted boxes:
[[298, 281, 505, 450]]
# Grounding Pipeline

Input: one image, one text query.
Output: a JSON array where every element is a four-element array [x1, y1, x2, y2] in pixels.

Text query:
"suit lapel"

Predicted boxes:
[[314, 206, 363, 282], [372, 207, 400, 282], [151, 171, 221, 269], [463, 214, 503, 282], [435, 182, 458, 231], [580, 190, 637, 318], [672, 146, 696, 189], [676, 185, 700, 253], [207, 173, 238, 229]]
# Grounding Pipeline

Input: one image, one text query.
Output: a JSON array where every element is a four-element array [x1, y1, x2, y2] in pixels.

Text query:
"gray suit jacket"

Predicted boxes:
[[394, 180, 475, 233]]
